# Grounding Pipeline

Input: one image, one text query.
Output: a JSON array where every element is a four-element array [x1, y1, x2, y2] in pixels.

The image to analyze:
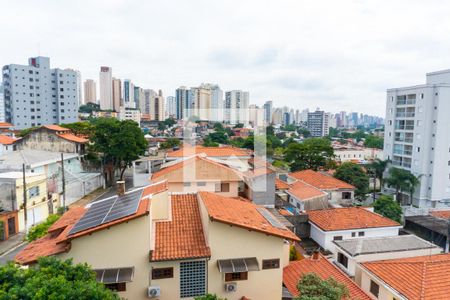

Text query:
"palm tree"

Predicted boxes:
[[385, 167, 410, 203], [406, 172, 421, 206], [367, 159, 390, 200]]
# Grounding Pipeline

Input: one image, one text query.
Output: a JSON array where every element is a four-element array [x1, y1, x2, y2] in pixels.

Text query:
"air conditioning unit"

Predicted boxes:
[[224, 282, 237, 293], [148, 286, 161, 298]]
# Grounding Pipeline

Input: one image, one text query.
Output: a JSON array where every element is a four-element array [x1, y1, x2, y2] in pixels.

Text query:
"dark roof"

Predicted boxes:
[[405, 215, 449, 236]]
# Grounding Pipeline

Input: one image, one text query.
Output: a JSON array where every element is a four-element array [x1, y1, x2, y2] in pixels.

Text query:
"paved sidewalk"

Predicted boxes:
[[0, 232, 26, 256]]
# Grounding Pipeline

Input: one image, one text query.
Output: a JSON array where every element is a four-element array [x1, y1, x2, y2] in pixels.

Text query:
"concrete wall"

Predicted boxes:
[[245, 172, 276, 206], [16, 129, 79, 153], [167, 181, 239, 197]]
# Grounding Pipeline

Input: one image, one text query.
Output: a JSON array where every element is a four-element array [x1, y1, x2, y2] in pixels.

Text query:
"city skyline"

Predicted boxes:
[[3, 1, 450, 116]]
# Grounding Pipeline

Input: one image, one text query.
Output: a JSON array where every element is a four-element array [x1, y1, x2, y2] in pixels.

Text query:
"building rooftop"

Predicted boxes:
[[0, 135, 18, 145], [334, 235, 440, 257], [308, 207, 400, 231], [405, 215, 449, 236], [167, 145, 251, 158], [287, 180, 327, 201], [43, 125, 71, 132], [289, 170, 355, 190], [275, 178, 290, 190], [429, 210, 450, 220], [199, 191, 299, 241], [150, 194, 211, 261], [283, 253, 371, 299], [0, 149, 79, 169], [0, 171, 44, 179], [362, 253, 450, 300], [56, 133, 88, 143]]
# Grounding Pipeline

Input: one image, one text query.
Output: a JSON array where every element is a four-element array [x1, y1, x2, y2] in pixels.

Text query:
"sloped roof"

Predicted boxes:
[[287, 181, 327, 201], [0, 135, 18, 145], [43, 125, 70, 132], [199, 191, 299, 241], [362, 253, 450, 300], [429, 210, 450, 220], [283, 253, 371, 299], [289, 170, 355, 190], [56, 133, 88, 143], [275, 178, 290, 190], [167, 146, 251, 158], [150, 194, 211, 261], [0, 122, 13, 128], [308, 207, 400, 231]]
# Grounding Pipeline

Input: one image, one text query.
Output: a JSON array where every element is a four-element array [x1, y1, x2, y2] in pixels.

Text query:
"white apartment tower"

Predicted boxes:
[[307, 110, 329, 137], [112, 78, 122, 111], [83, 79, 97, 104], [1, 56, 79, 129], [224, 90, 249, 125], [384, 69, 450, 208], [99, 66, 113, 110]]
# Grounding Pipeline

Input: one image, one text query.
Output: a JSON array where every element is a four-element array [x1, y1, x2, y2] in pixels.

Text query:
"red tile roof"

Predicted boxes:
[[308, 207, 400, 231], [0, 122, 13, 129], [15, 207, 86, 265], [430, 210, 450, 220], [56, 133, 88, 143], [287, 181, 327, 201], [167, 146, 251, 158], [43, 125, 71, 132], [275, 178, 290, 190], [283, 254, 371, 299], [242, 167, 274, 178], [0, 135, 18, 145], [199, 191, 299, 241], [290, 170, 355, 190], [362, 254, 450, 300], [150, 194, 211, 261], [142, 180, 168, 197]]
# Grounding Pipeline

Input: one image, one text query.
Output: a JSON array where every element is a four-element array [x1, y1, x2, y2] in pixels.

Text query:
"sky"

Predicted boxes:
[[2, 0, 450, 116]]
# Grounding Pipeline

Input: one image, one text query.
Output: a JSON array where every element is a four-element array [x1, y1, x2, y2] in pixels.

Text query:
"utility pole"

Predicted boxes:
[[61, 153, 66, 212], [22, 163, 27, 232]]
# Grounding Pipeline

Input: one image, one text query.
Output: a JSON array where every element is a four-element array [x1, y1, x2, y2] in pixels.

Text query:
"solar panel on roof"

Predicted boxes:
[[69, 189, 143, 235], [256, 207, 286, 229]]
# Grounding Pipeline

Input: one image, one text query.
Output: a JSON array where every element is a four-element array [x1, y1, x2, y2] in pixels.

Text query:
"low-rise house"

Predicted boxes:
[[358, 253, 450, 300], [333, 235, 442, 277], [283, 252, 371, 300], [289, 170, 355, 205], [307, 207, 401, 253], [151, 155, 242, 197], [0, 135, 18, 155], [16, 183, 299, 300], [0, 172, 51, 231], [285, 181, 328, 212], [404, 214, 450, 252], [333, 146, 384, 164], [240, 166, 276, 207], [166, 145, 252, 162], [15, 125, 88, 154]]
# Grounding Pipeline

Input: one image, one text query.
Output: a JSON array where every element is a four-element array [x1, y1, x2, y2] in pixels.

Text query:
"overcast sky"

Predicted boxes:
[[2, 0, 450, 116]]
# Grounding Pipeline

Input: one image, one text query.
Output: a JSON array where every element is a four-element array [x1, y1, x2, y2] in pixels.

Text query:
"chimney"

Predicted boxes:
[[312, 249, 320, 260], [117, 181, 126, 196]]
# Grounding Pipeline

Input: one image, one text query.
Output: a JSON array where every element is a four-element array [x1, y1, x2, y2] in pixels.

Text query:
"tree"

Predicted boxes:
[[297, 128, 311, 138], [78, 103, 100, 114], [90, 118, 148, 182], [364, 135, 384, 149], [159, 138, 181, 150], [283, 124, 297, 131], [233, 123, 244, 129], [163, 118, 176, 127], [195, 294, 226, 300], [373, 195, 402, 223], [289, 245, 298, 261], [295, 273, 349, 300], [26, 214, 61, 242], [61, 122, 95, 137], [351, 130, 367, 142], [367, 159, 390, 200], [385, 167, 413, 203], [334, 162, 369, 199], [0, 257, 119, 299], [284, 138, 334, 171]]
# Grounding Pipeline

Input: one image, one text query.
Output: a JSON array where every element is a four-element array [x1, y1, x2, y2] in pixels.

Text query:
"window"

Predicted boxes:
[[104, 282, 126, 292], [152, 267, 173, 279], [225, 272, 248, 282], [220, 183, 230, 192], [342, 192, 351, 199], [180, 261, 206, 298], [183, 182, 191, 187], [28, 186, 40, 198], [333, 236, 343, 241], [262, 259, 280, 270], [197, 182, 206, 186], [337, 252, 348, 268], [351, 232, 356, 237], [358, 231, 365, 237], [370, 280, 379, 297]]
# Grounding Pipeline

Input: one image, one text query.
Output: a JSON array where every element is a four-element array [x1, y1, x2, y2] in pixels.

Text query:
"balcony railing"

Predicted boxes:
[[396, 112, 415, 118]]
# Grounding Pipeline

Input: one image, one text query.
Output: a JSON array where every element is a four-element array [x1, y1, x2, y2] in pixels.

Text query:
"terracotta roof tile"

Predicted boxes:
[[199, 191, 299, 241], [308, 207, 400, 231], [362, 253, 450, 300], [142, 180, 168, 197], [168, 146, 251, 158], [290, 170, 355, 190], [275, 178, 290, 190], [429, 210, 450, 220], [287, 181, 327, 201], [242, 167, 274, 178], [56, 133, 88, 143], [283, 254, 371, 299], [0, 122, 13, 128], [150, 194, 210, 261], [0, 135, 18, 145], [43, 125, 71, 132]]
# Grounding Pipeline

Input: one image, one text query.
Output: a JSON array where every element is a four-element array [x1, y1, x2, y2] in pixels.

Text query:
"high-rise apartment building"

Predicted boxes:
[[263, 101, 273, 125], [99, 66, 113, 110], [307, 110, 329, 137], [224, 90, 249, 125], [384, 69, 450, 208], [83, 79, 97, 104], [112, 78, 122, 111], [166, 96, 176, 117], [200, 83, 223, 121], [123, 79, 135, 109], [0, 84, 5, 122], [1, 56, 79, 129], [150, 90, 165, 121], [191, 86, 211, 120], [272, 108, 283, 125], [144, 89, 157, 116], [175, 86, 189, 120]]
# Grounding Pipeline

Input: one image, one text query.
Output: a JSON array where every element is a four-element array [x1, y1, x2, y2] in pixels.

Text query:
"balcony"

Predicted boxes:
[[396, 112, 415, 118]]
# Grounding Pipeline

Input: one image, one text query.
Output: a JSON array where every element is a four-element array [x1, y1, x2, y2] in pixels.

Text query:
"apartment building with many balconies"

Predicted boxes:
[[384, 69, 450, 208]]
